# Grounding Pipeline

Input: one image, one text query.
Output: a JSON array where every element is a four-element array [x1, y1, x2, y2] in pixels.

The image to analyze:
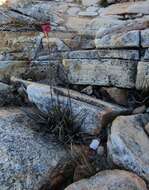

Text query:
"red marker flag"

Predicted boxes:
[[41, 22, 51, 37]]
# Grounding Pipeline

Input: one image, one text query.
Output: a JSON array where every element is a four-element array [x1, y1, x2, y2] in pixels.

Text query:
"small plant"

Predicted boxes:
[[45, 103, 85, 145], [23, 100, 87, 146]]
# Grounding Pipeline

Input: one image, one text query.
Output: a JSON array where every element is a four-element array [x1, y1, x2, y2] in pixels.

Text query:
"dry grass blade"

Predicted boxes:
[[22, 101, 88, 146]]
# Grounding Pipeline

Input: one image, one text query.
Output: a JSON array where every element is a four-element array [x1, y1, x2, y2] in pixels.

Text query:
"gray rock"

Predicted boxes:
[[0, 107, 67, 190], [82, 0, 100, 6], [95, 30, 140, 48], [0, 61, 27, 80], [86, 6, 99, 12], [42, 37, 70, 52], [136, 61, 149, 91], [63, 49, 139, 60], [0, 82, 10, 93], [100, 1, 149, 16], [63, 59, 137, 88], [65, 170, 147, 190], [101, 87, 128, 106], [141, 29, 149, 48], [26, 83, 128, 135], [107, 114, 149, 183], [82, 16, 123, 36], [143, 49, 149, 60]]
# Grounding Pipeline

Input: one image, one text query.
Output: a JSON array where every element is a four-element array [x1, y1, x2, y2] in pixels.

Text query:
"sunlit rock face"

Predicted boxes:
[[0, 0, 6, 6]]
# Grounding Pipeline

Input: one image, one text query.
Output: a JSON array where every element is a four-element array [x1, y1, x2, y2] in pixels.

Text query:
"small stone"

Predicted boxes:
[[89, 139, 100, 150], [81, 86, 93, 95], [133, 105, 146, 114]]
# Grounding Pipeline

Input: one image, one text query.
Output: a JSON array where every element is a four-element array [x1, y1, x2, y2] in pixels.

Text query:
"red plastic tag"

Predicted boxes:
[[41, 22, 51, 33]]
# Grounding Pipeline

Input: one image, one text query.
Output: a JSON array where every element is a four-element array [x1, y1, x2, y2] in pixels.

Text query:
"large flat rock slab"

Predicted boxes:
[[65, 170, 147, 190], [95, 30, 140, 48], [0, 107, 67, 190], [100, 1, 149, 16], [107, 114, 149, 183], [63, 59, 137, 88], [63, 49, 139, 60], [26, 83, 128, 135]]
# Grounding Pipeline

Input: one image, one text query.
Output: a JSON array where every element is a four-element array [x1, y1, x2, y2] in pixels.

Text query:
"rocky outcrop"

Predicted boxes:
[[0, 1, 148, 189], [107, 114, 149, 183], [65, 170, 148, 190], [0, 107, 68, 190], [0, 0, 148, 90]]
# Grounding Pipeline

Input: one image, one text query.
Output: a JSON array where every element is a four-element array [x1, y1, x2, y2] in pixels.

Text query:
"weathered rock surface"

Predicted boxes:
[[0, 82, 10, 92], [100, 1, 149, 16], [141, 29, 149, 48], [0, 0, 148, 88], [100, 87, 128, 105], [63, 59, 137, 88], [63, 49, 139, 60], [0, 32, 40, 57], [136, 62, 149, 91], [107, 114, 149, 183], [0, 107, 68, 190], [145, 123, 149, 135], [65, 170, 147, 190], [26, 82, 128, 135], [95, 30, 140, 48], [95, 15, 149, 48], [143, 49, 149, 60], [0, 61, 28, 80]]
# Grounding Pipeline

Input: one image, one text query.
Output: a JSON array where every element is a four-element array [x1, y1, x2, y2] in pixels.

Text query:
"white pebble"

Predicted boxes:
[[89, 139, 100, 150]]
